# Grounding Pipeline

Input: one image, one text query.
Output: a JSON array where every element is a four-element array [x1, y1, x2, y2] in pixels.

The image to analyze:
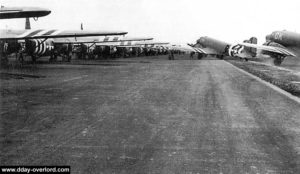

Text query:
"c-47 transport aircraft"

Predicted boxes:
[[262, 30, 300, 65], [49, 36, 153, 61], [190, 35, 296, 65], [0, 29, 128, 63], [0, 6, 128, 63]]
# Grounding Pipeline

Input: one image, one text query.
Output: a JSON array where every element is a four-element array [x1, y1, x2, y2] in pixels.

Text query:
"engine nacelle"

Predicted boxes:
[[228, 44, 244, 57], [263, 41, 285, 48], [25, 39, 54, 56]]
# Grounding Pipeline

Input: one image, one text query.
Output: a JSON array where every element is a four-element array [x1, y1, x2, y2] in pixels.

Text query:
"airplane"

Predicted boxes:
[[0, 6, 51, 19], [261, 30, 300, 65], [53, 36, 153, 44], [166, 44, 194, 53], [189, 35, 296, 65], [0, 7, 128, 63], [132, 41, 169, 47], [86, 41, 170, 58], [19, 22, 152, 61], [0, 29, 128, 63], [58, 36, 154, 60]]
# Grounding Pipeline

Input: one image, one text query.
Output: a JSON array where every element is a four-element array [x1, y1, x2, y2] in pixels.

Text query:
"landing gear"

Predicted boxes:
[[67, 54, 71, 62], [18, 52, 24, 63], [49, 51, 58, 62], [273, 55, 285, 66], [31, 55, 37, 63], [0, 55, 8, 67], [198, 53, 203, 59]]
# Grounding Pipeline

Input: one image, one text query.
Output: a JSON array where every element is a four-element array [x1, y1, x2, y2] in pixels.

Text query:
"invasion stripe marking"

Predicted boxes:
[[51, 30, 61, 36], [194, 48, 202, 53], [38, 39, 42, 55], [34, 39, 39, 54], [275, 47, 289, 55], [34, 30, 50, 36], [38, 39, 43, 55], [37, 39, 41, 54], [41, 40, 46, 55], [24, 29, 44, 37], [113, 37, 119, 41], [42, 30, 57, 35], [104, 37, 110, 41], [18, 30, 39, 38], [277, 47, 296, 56]]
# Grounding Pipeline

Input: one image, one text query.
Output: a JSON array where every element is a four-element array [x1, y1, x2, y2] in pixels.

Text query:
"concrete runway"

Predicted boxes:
[[1, 56, 300, 173]]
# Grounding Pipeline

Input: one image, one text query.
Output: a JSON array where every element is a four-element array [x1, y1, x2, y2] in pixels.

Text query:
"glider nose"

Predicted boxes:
[[30, 7, 51, 17], [42, 8, 51, 16]]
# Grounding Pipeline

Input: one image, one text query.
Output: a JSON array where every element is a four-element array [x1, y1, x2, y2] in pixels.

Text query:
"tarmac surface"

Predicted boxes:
[[1, 55, 300, 173]]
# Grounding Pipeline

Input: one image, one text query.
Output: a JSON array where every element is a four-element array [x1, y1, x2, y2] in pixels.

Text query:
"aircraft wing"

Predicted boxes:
[[0, 6, 51, 19], [116, 45, 142, 48], [187, 43, 219, 54], [192, 47, 207, 54], [134, 42, 169, 46], [0, 29, 128, 40], [190, 46, 220, 55], [95, 41, 134, 46], [52, 37, 153, 44], [239, 42, 296, 57]]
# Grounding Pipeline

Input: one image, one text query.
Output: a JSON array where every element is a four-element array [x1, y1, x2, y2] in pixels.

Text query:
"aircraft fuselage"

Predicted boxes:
[[0, 6, 51, 19], [266, 30, 300, 47], [197, 36, 230, 54]]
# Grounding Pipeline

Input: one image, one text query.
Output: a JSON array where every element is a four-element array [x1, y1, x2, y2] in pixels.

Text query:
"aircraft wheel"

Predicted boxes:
[[274, 57, 283, 66], [198, 54, 203, 59], [67, 55, 71, 62], [0, 56, 8, 67], [31, 56, 36, 63]]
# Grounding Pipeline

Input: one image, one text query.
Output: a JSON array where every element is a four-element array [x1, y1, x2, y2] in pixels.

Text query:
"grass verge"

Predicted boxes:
[[227, 60, 300, 97]]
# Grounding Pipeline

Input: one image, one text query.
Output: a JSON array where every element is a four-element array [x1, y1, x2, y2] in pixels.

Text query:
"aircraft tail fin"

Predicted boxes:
[[243, 37, 257, 57], [25, 18, 31, 30]]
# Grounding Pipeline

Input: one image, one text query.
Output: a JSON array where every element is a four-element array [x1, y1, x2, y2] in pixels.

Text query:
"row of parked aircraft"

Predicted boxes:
[[0, 6, 182, 64], [189, 30, 300, 66], [3, 6, 298, 66]]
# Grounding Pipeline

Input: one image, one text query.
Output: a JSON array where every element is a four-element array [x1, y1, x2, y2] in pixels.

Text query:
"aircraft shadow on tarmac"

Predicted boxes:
[[0, 72, 46, 80]]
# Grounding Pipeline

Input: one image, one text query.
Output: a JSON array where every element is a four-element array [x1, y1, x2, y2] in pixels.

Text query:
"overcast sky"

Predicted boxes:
[[1, 0, 299, 44]]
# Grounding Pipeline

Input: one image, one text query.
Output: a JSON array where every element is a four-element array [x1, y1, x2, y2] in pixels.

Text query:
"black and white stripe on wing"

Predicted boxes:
[[275, 47, 296, 56], [18, 29, 61, 38]]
